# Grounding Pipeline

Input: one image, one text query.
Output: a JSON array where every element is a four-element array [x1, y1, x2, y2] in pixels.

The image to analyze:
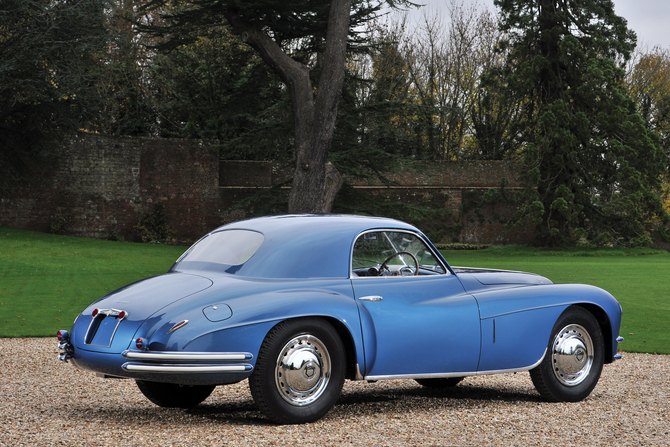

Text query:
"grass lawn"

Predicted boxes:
[[0, 227, 186, 338], [1, 227, 668, 354]]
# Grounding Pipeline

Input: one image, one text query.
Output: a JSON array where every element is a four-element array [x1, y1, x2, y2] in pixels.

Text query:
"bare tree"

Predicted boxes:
[[386, 0, 504, 160]]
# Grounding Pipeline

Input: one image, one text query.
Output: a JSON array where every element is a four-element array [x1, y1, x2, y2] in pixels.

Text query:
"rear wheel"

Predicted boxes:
[[135, 380, 215, 408], [530, 306, 604, 402], [249, 318, 346, 424], [415, 377, 464, 388]]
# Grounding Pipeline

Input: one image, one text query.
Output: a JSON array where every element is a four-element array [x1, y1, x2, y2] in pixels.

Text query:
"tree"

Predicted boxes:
[[148, 24, 294, 161], [352, 17, 420, 159], [94, 0, 155, 136], [495, 0, 669, 246], [350, 2, 509, 162], [468, 6, 522, 161], [0, 0, 110, 187], [628, 47, 670, 155], [140, 0, 412, 213]]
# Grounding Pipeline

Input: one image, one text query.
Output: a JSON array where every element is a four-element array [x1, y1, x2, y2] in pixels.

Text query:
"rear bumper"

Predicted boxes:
[[58, 332, 255, 385], [121, 350, 254, 373]]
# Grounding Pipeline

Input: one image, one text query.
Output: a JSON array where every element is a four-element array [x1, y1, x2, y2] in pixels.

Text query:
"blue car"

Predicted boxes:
[[58, 215, 623, 424]]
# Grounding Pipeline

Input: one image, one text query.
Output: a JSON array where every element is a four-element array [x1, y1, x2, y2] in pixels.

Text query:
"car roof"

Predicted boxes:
[[217, 214, 418, 235], [194, 214, 424, 279]]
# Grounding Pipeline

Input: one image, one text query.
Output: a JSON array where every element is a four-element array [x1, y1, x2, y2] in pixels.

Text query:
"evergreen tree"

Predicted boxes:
[[148, 24, 293, 161], [95, 0, 155, 136], [0, 0, 109, 187], [138, 0, 413, 213], [495, 0, 669, 246]]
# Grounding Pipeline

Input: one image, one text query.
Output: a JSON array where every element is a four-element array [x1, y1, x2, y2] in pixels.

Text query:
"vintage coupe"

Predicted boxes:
[[58, 215, 623, 424]]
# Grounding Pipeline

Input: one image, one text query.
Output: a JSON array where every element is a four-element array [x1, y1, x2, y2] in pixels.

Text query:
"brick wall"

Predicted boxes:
[[0, 135, 221, 241], [0, 134, 532, 244]]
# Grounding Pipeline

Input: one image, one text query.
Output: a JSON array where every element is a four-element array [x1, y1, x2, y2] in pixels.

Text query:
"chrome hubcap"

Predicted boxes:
[[551, 324, 594, 386], [275, 334, 331, 406]]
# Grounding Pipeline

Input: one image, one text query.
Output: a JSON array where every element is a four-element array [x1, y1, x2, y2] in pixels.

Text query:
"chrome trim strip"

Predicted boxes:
[[122, 363, 252, 373], [475, 349, 547, 376], [365, 349, 547, 381], [355, 364, 364, 381], [167, 320, 189, 334], [122, 351, 252, 361], [365, 371, 476, 381]]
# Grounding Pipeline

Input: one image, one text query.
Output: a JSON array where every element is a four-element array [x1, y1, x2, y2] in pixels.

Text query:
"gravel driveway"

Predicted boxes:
[[1, 338, 668, 446]]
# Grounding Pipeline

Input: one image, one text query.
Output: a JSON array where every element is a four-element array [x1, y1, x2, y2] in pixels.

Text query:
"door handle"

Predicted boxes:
[[359, 295, 383, 302]]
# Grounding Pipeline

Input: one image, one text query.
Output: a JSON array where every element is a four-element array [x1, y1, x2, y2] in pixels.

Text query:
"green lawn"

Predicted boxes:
[[1, 227, 668, 354], [0, 227, 186, 337]]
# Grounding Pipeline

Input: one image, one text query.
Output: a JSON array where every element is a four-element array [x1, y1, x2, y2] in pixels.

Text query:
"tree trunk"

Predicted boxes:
[[224, 0, 351, 213]]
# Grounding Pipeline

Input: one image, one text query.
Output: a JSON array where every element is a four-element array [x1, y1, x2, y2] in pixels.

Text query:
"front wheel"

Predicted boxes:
[[530, 306, 604, 402], [135, 380, 215, 408], [249, 318, 346, 424]]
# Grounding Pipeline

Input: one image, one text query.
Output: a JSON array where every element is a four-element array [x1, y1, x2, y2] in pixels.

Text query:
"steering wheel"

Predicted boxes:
[[379, 251, 419, 276]]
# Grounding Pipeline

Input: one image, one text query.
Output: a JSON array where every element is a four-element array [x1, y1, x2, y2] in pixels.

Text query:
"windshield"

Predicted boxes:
[[178, 230, 264, 265]]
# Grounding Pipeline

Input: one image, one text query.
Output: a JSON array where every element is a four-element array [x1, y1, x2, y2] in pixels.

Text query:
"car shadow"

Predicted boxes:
[[339, 381, 541, 405], [64, 379, 541, 426]]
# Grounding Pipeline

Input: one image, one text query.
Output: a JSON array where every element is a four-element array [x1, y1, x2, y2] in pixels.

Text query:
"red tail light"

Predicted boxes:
[[117, 310, 127, 320], [136, 338, 146, 349], [57, 330, 69, 342], [91, 308, 99, 317]]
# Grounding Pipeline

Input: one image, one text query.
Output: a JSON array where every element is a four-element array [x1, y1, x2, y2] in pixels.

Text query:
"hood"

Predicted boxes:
[[453, 266, 552, 293], [72, 273, 212, 353]]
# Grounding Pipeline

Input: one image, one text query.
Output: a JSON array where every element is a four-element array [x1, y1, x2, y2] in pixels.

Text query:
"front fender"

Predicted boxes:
[[474, 283, 623, 369]]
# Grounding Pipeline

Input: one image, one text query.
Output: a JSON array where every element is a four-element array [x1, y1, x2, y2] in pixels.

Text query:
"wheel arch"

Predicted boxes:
[[574, 303, 614, 364], [265, 316, 360, 381], [322, 316, 359, 380]]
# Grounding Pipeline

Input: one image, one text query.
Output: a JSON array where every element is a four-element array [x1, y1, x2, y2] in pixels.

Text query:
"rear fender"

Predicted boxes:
[[136, 282, 365, 374]]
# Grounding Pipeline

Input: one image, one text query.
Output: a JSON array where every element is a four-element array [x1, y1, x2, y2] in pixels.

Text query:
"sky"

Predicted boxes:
[[408, 0, 670, 50]]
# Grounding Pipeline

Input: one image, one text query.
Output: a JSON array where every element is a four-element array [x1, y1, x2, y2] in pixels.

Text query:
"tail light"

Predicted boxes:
[[135, 338, 146, 350], [57, 330, 70, 342]]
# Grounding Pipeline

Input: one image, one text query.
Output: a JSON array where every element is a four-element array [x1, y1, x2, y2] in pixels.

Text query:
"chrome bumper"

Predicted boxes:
[[57, 330, 73, 362], [120, 350, 254, 374]]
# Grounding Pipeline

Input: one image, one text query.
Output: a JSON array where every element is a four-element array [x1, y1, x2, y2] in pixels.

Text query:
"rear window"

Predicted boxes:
[[178, 230, 264, 265]]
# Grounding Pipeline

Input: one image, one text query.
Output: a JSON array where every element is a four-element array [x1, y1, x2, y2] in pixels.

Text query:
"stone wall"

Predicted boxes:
[[0, 134, 532, 244]]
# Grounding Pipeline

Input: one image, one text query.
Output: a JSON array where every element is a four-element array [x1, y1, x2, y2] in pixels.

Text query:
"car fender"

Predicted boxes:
[[474, 283, 623, 371], [134, 279, 366, 374]]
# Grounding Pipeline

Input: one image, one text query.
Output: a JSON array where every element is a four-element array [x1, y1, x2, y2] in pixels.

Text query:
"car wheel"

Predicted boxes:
[[135, 380, 215, 408], [530, 306, 604, 402], [249, 318, 346, 424], [415, 377, 464, 388]]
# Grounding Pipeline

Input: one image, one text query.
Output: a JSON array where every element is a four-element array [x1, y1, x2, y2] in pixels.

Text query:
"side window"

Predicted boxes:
[[351, 231, 446, 277]]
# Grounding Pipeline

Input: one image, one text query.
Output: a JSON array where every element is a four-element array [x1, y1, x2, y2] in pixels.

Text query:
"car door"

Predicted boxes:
[[350, 230, 481, 378]]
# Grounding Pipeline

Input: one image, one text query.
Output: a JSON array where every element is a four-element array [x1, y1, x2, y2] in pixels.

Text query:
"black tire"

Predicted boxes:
[[415, 377, 464, 388], [249, 318, 346, 424], [530, 306, 604, 402], [135, 380, 215, 408]]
